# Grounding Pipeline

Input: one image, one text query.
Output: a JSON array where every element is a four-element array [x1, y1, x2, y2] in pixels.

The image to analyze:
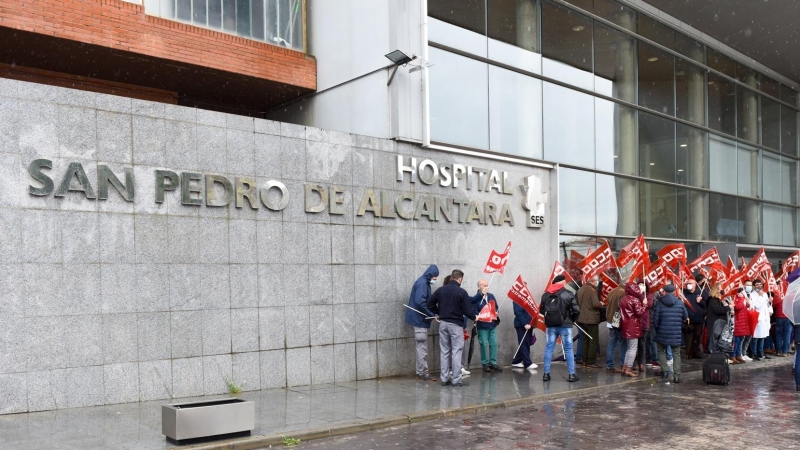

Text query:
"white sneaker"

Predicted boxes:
[[527, 363, 539, 370], [727, 359, 735, 364], [667, 359, 673, 366], [461, 367, 471, 375], [511, 363, 525, 368], [743, 355, 753, 361]]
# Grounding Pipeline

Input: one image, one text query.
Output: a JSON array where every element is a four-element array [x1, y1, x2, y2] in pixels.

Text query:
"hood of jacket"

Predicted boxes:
[[546, 281, 566, 294], [659, 292, 679, 307], [624, 282, 642, 299], [422, 265, 439, 281]]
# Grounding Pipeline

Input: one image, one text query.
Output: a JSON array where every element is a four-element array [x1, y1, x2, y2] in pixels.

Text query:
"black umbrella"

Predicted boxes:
[[467, 323, 478, 365]]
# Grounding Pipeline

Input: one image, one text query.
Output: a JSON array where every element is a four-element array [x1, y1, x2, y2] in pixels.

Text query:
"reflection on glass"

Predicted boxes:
[[564, 0, 636, 30], [488, 0, 538, 52], [707, 48, 736, 78], [675, 33, 704, 64], [595, 99, 636, 174], [708, 134, 737, 195], [709, 194, 739, 242], [640, 182, 678, 239], [177, 0, 191, 21], [737, 85, 759, 143], [543, 82, 595, 166], [251, 0, 265, 40], [193, 0, 207, 24], [708, 73, 736, 136], [736, 62, 761, 90], [737, 142, 759, 198], [637, 14, 674, 50], [737, 197, 760, 243], [685, 189, 707, 240], [761, 75, 780, 98], [639, 112, 675, 183], [597, 174, 638, 236], [781, 106, 798, 156], [489, 66, 542, 158], [781, 158, 797, 205], [762, 152, 782, 202], [676, 58, 706, 125], [676, 124, 707, 188], [541, 1, 593, 73], [762, 96, 781, 150], [782, 85, 798, 106], [784, 208, 798, 246], [763, 204, 783, 245], [593, 23, 635, 102], [429, 48, 489, 150], [560, 168, 596, 234], [236, 0, 251, 37], [208, 0, 222, 28], [638, 42, 674, 115], [428, 0, 486, 35]]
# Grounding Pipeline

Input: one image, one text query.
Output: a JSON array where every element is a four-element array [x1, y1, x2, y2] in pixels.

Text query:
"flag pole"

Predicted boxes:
[[403, 304, 434, 319], [511, 327, 530, 360], [574, 323, 592, 339]]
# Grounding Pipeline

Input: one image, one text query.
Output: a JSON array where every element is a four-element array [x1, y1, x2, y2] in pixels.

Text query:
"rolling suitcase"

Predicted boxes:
[[702, 353, 730, 385]]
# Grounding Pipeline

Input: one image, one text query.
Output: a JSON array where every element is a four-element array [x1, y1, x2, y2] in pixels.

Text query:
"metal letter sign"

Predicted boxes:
[[520, 175, 547, 228]]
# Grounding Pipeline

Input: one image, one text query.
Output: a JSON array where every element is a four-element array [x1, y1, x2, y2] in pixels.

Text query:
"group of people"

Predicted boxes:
[[405, 265, 798, 388]]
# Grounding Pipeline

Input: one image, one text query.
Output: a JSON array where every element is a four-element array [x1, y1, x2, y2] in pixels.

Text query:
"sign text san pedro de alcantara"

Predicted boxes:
[[26, 156, 547, 228]]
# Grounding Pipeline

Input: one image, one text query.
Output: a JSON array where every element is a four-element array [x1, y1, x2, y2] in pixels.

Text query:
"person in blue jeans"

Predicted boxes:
[[774, 292, 793, 357], [604, 285, 626, 373], [540, 275, 580, 382]]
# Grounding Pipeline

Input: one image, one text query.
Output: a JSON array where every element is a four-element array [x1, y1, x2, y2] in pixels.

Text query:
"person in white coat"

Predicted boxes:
[[749, 279, 773, 361]]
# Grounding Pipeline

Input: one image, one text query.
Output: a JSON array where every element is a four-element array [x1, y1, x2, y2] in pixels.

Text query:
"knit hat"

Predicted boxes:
[[664, 284, 675, 292], [552, 275, 566, 284]]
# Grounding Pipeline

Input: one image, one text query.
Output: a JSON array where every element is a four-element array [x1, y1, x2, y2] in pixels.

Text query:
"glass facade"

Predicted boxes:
[[143, 0, 304, 51], [428, 0, 800, 248]]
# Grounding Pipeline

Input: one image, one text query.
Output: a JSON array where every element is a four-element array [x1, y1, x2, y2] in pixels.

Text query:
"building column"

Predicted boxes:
[[687, 47, 707, 240], [516, 0, 538, 52], [617, 14, 637, 236], [742, 74, 760, 243]]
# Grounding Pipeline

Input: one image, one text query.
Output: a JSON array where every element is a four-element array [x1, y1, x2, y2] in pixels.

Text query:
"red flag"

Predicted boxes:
[[507, 275, 546, 332], [617, 235, 647, 267], [665, 268, 693, 311], [721, 270, 746, 299], [783, 250, 800, 275], [725, 256, 738, 278], [545, 261, 575, 290], [577, 241, 617, 281], [483, 241, 511, 274], [476, 301, 498, 322], [766, 268, 781, 297], [687, 247, 725, 273], [743, 247, 770, 281], [740, 256, 746, 271], [643, 259, 669, 291], [566, 250, 586, 283], [599, 272, 618, 304], [656, 243, 687, 269]]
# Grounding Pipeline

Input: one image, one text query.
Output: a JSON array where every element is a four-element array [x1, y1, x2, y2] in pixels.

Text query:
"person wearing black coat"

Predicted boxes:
[[705, 283, 733, 354], [652, 284, 688, 383], [510, 302, 537, 370]]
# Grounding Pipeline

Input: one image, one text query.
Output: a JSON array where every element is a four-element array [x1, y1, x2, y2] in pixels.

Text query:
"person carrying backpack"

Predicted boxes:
[[539, 275, 581, 383]]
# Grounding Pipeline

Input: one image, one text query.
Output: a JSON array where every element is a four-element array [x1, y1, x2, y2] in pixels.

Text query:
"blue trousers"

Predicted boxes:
[[750, 337, 765, 357], [544, 327, 576, 375], [776, 318, 793, 354], [605, 327, 627, 369], [734, 336, 745, 357]]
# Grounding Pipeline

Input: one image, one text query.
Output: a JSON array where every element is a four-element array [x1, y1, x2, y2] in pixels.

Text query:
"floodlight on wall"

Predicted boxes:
[[386, 50, 416, 86]]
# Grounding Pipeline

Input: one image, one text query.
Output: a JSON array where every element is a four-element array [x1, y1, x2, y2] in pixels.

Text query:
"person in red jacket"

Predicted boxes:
[[732, 288, 751, 364], [620, 281, 648, 377]]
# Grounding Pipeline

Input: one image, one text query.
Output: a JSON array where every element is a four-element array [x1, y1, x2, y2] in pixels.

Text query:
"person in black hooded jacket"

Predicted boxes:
[[653, 283, 688, 383]]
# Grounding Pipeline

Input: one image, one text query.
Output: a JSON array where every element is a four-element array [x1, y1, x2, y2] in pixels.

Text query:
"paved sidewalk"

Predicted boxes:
[[0, 357, 791, 450]]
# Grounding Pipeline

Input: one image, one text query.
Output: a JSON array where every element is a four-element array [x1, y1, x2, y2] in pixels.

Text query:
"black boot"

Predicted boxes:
[[483, 364, 491, 372], [673, 375, 681, 383], [543, 373, 551, 381], [490, 364, 503, 372], [568, 373, 579, 382]]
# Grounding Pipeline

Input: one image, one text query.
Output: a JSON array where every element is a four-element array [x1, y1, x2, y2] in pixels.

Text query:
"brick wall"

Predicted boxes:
[[0, 0, 316, 90]]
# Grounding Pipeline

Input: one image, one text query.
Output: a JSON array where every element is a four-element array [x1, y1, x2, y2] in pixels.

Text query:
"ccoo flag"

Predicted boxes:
[[507, 275, 546, 332], [577, 241, 617, 281], [656, 243, 687, 269], [483, 241, 512, 274]]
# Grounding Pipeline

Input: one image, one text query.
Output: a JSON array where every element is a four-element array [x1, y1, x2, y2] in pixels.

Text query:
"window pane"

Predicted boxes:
[[781, 158, 797, 205], [428, 0, 486, 35], [761, 74, 780, 98], [707, 73, 736, 136], [543, 82, 594, 166], [541, 1, 593, 74], [429, 48, 489, 149], [707, 48, 736, 78], [638, 42, 674, 115], [738, 198, 760, 243], [488, 0, 538, 53], [785, 208, 798, 246], [708, 134, 737, 195], [763, 204, 783, 245], [560, 168, 596, 234], [781, 105, 798, 156], [763, 152, 782, 202], [640, 182, 678, 239], [193, 0, 207, 25], [677, 124, 707, 188], [595, 99, 637, 174], [761, 96, 781, 151], [709, 193, 739, 242], [236, 0, 251, 37], [675, 33, 704, 64], [177, 0, 192, 21], [208, 0, 222, 29], [676, 58, 706, 125], [782, 84, 798, 106], [737, 85, 759, 143], [684, 188, 706, 240], [597, 174, 638, 236], [593, 23, 635, 103], [251, 0, 265, 41], [639, 112, 675, 183], [564, 0, 636, 31], [637, 14, 674, 50], [737, 142, 759, 198], [489, 66, 542, 158], [223, 0, 236, 32], [736, 62, 760, 89]]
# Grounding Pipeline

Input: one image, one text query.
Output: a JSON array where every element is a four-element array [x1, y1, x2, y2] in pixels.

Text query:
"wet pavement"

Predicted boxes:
[[0, 357, 792, 449], [295, 363, 799, 450]]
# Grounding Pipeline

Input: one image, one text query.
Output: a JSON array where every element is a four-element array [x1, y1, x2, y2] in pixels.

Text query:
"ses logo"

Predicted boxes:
[[520, 175, 547, 228]]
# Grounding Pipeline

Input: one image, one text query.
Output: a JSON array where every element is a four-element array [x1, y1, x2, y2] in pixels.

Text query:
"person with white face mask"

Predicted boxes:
[[682, 275, 707, 359], [749, 280, 772, 361]]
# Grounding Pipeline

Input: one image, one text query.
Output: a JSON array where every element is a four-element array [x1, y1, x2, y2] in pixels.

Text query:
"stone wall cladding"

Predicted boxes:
[[0, 78, 554, 414], [0, 0, 316, 90]]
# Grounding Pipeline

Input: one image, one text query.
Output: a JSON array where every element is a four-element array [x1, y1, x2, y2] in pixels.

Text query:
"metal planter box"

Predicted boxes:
[[162, 398, 254, 443]]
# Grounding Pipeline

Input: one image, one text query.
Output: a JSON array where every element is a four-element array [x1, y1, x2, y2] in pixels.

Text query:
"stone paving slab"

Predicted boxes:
[[0, 357, 790, 450]]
